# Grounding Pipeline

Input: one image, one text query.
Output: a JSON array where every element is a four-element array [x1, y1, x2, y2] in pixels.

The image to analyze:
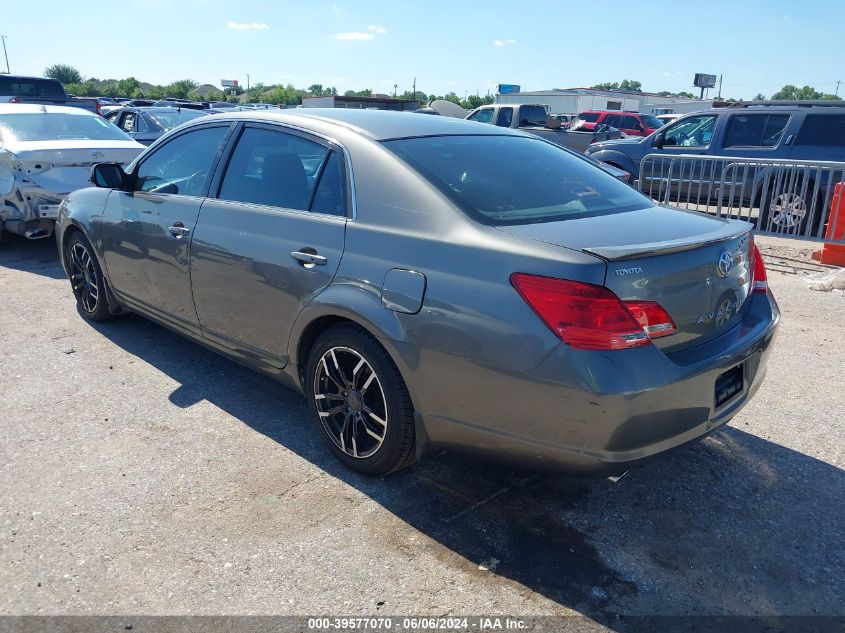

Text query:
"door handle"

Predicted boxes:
[[168, 223, 190, 239], [291, 250, 327, 267]]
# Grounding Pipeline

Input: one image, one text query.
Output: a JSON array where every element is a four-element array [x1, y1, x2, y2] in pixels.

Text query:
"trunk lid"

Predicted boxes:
[[496, 205, 754, 351], [1, 140, 143, 195]]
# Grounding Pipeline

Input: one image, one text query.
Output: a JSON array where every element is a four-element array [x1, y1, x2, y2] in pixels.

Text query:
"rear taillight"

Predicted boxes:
[[624, 301, 678, 339], [9, 97, 19, 104], [750, 240, 768, 293], [511, 273, 665, 351]]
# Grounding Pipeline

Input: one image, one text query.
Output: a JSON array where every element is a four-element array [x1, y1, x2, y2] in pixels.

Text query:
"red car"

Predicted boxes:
[[577, 110, 664, 137]]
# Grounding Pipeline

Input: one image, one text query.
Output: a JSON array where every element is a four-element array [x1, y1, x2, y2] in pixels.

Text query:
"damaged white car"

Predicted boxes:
[[0, 104, 143, 240]]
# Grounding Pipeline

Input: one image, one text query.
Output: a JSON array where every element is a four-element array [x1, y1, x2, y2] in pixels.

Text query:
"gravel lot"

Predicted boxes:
[[1, 234, 843, 625]]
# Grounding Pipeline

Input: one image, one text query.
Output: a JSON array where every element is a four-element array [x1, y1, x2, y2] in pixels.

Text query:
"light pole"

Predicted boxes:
[[1, 35, 10, 74]]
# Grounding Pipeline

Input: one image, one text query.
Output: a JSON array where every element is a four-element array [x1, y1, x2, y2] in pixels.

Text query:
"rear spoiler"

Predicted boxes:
[[583, 221, 752, 261]]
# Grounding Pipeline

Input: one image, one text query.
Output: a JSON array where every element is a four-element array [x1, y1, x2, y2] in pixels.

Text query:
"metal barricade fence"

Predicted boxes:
[[636, 154, 845, 244]]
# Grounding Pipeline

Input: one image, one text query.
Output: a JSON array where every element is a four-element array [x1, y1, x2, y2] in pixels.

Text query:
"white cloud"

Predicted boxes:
[[227, 21, 269, 30], [494, 38, 516, 47], [494, 40, 504, 47], [335, 31, 375, 40], [367, 24, 387, 34]]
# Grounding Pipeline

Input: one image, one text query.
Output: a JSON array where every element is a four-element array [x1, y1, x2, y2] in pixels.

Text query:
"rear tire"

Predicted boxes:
[[305, 324, 416, 476], [66, 232, 115, 323], [759, 183, 823, 236]]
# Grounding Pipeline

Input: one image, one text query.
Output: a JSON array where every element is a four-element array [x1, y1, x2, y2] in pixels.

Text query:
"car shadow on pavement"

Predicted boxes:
[[86, 310, 845, 624], [0, 233, 65, 280]]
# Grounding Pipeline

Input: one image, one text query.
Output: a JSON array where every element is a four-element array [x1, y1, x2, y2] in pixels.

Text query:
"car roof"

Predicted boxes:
[[203, 108, 523, 141], [0, 104, 96, 116]]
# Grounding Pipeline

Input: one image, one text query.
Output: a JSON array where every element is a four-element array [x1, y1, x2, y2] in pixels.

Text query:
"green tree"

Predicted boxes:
[[771, 84, 841, 100], [116, 77, 140, 97], [164, 79, 199, 99], [592, 79, 642, 92], [44, 64, 83, 85], [753, 93, 767, 101]]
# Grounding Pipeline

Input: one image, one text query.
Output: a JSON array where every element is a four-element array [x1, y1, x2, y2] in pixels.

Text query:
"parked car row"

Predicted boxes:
[[463, 103, 625, 153]]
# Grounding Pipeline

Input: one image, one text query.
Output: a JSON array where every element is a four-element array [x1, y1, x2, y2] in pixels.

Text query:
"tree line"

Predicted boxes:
[[592, 78, 841, 102], [43, 64, 495, 109], [45, 66, 841, 107]]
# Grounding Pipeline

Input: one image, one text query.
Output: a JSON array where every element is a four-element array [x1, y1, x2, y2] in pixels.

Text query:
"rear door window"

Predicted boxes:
[[495, 107, 514, 128], [217, 126, 329, 211], [621, 115, 641, 130], [795, 115, 845, 146], [578, 112, 600, 122], [724, 114, 789, 147], [603, 114, 622, 128]]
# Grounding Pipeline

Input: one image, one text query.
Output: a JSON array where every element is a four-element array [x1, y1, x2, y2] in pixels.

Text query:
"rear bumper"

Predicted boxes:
[[401, 291, 780, 476]]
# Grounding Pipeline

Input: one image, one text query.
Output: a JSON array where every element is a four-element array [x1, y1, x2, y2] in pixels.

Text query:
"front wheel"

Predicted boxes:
[[305, 324, 416, 476], [66, 232, 114, 322]]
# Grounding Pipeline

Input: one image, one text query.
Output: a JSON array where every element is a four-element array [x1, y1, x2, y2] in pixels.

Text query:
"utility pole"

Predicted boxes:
[[836, 80, 841, 97], [0, 35, 9, 74], [717, 74, 723, 100], [393, 83, 397, 97], [412, 77, 416, 99], [247, 74, 250, 91]]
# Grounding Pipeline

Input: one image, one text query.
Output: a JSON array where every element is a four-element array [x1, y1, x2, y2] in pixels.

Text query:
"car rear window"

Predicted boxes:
[[0, 113, 132, 142], [148, 109, 208, 130], [383, 135, 650, 226], [0, 77, 65, 98], [517, 105, 548, 127]]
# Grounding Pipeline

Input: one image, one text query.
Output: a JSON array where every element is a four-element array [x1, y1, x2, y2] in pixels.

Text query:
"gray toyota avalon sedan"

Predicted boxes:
[[56, 109, 779, 476]]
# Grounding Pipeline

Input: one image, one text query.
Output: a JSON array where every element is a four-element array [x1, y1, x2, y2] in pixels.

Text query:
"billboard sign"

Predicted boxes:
[[221, 79, 239, 88], [693, 73, 717, 89], [498, 84, 521, 94]]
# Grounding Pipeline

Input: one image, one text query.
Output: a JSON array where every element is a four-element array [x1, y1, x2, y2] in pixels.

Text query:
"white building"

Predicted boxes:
[[495, 88, 712, 117]]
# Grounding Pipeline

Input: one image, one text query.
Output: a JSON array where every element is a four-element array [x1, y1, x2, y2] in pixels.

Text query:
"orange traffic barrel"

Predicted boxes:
[[812, 182, 845, 267]]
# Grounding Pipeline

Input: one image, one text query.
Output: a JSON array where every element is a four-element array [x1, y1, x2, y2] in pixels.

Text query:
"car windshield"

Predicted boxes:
[[148, 109, 208, 130], [577, 112, 601, 122], [640, 114, 664, 129], [0, 112, 132, 142], [384, 135, 650, 225]]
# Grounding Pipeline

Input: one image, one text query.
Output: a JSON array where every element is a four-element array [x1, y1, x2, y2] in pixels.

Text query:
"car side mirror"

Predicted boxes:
[[654, 132, 665, 149], [90, 163, 127, 189]]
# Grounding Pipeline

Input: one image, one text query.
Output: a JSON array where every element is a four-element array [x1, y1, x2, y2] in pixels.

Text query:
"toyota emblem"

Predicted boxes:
[[717, 251, 734, 278]]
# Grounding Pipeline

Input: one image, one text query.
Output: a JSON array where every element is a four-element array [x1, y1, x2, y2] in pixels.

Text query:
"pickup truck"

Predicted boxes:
[[0, 75, 100, 115], [465, 103, 623, 152]]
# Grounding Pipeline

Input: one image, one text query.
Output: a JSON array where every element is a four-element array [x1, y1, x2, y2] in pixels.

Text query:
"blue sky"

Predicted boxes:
[[3, 0, 844, 99]]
